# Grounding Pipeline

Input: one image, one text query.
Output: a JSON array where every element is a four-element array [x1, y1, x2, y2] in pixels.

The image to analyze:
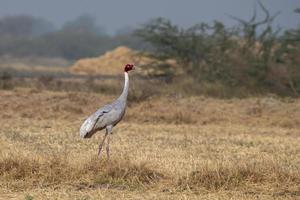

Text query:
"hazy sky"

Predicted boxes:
[[1, 0, 299, 34]]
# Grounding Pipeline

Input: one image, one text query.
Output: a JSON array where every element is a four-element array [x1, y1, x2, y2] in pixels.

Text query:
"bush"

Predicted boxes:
[[136, 2, 300, 96]]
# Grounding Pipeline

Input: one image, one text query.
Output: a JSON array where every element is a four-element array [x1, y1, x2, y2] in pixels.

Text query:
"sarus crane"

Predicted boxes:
[[79, 64, 135, 159]]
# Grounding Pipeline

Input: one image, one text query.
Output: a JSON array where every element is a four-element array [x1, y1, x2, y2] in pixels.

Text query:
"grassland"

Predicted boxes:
[[0, 88, 299, 200]]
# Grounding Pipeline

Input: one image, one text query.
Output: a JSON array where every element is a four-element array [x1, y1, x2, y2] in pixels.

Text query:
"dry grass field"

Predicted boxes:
[[0, 88, 299, 200]]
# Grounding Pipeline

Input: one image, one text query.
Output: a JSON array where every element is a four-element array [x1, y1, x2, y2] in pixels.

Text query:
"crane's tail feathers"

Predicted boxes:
[[80, 117, 96, 138]]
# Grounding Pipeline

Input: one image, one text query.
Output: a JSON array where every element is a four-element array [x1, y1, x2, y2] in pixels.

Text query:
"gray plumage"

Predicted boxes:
[[80, 65, 133, 159]]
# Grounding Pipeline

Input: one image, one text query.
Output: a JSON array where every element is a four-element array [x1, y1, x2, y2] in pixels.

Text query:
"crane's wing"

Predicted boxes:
[[80, 104, 113, 138]]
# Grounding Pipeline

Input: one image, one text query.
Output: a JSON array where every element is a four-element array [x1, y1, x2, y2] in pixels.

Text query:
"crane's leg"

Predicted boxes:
[[98, 130, 108, 159], [106, 126, 113, 160]]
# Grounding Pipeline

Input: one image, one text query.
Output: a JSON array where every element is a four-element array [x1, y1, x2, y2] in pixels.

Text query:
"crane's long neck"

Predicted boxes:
[[118, 72, 129, 102]]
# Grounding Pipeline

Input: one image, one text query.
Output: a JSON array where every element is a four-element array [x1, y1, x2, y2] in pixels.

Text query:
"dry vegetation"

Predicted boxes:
[[0, 87, 299, 200], [70, 46, 153, 76], [70, 46, 181, 77]]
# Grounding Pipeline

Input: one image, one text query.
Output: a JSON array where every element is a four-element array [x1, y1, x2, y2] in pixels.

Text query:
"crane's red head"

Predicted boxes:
[[124, 64, 134, 72]]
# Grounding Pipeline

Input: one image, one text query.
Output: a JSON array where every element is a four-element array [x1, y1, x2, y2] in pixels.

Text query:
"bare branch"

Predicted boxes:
[[228, 1, 280, 29], [250, 3, 257, 23], [226, 14, 247, 25], [254, 1, 270, 26], [269, 11, 281, 23], [254, 1, 280, 26]]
